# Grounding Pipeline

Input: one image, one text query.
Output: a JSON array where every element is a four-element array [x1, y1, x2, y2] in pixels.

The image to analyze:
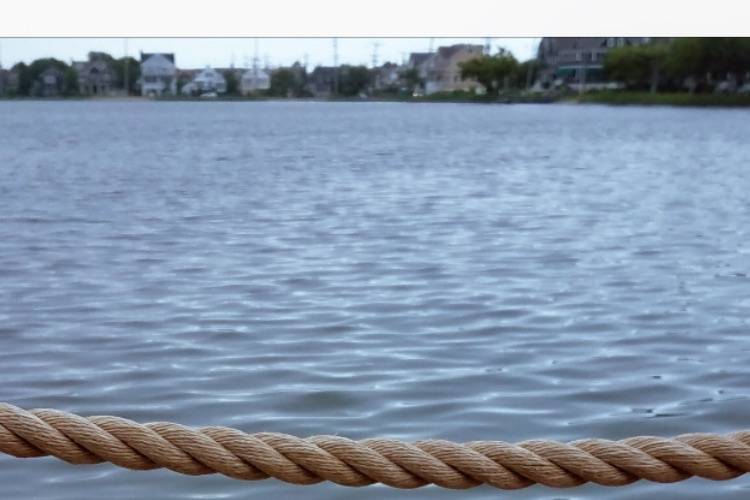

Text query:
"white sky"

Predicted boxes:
[[0, 38, 540, 69]]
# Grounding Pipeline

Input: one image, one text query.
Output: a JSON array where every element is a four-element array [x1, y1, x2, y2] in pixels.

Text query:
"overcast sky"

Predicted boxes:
[[0, 38, 540, 69]]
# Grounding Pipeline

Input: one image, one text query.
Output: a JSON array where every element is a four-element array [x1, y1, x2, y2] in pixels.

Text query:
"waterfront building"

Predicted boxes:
[[407, 52, 431, 77], [74, 52, 115, 96], [537, 37, 650, 90], [176, 69, 199, 93], [372, 62, 402, 93], [404, 52, 432, 94], [240, 67, 271, 95], [181, 67, 227, 95], [35, 67, 65, 97], [139, 52, 177, 97], [422, 44, 485, 95]]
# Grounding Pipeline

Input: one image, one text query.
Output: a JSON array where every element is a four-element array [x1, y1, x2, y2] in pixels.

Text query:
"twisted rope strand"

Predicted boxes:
[[1, 402, 749, 490]]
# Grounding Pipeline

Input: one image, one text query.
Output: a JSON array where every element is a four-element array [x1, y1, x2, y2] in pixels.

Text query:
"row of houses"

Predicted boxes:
[[141, 44, 489, 98], [391, 39, 656, 95], [1, 39, 669, 98], [0, 52, 123, 97], [135, 44, 487, 98], [0, 51, 272, 97], [0, 65, 71, 97], [372, 39, 653, 95], [141, 53, 272, 97], [139, 39, 660, 97]]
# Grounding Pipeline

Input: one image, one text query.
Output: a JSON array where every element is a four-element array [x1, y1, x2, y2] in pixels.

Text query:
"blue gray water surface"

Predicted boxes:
[[1, 101, 750, 499]]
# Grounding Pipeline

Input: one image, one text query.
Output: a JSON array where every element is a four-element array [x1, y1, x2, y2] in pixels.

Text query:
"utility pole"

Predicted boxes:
[[484, 37, 492, 55], [253, 39, 259, 76], [371, 41, 380, 69], [428, 38, 435, 54]]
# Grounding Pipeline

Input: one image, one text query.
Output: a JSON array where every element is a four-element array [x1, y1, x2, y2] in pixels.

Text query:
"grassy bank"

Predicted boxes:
[[151, 92, 557, 104], [571, 91, 750, 108], [8, 91, 750, 107]]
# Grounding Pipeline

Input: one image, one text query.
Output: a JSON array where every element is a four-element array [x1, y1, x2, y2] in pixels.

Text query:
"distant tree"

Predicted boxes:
[[511, 59, 544, 90], [28, 58, 68, 93], [88, 51, 115, 64], [112, 57, 140, 95], [269, 68, 296, 97], [459, 49, 519, 95], [11, 62, 31, 96], [223, 70, 240, 95], [28, 58, 68, 80], [666, 38, 710, 93], [26, 58, 68, 96], [605, 44, 668, 93], [699, 37, 750, 81], [337, 65, 371, 96], [63, 67, 79, 96], [398, 67, 423, 93], [269, 64, 307, 97]]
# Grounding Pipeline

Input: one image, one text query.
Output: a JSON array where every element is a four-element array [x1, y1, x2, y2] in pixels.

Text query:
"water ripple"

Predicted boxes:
[[1, 101, 750, 499]]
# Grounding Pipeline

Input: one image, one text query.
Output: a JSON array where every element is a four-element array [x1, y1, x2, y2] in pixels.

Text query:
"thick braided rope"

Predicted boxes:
[[2, 403, 750, 490]]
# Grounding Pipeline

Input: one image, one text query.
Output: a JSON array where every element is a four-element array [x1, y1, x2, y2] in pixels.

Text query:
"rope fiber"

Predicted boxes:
[[2, 402, 750, 490]]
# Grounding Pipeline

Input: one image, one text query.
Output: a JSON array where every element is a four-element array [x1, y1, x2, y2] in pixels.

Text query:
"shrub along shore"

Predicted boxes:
[[3, 91, 750, 107], [567, 91, 750, 107]]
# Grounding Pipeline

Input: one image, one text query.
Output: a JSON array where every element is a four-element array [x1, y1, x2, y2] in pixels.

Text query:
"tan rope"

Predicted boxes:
[[2, 402, 750, 490]]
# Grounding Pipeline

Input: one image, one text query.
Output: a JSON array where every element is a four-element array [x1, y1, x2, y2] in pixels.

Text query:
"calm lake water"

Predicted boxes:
[[1, 101, 750, 499]]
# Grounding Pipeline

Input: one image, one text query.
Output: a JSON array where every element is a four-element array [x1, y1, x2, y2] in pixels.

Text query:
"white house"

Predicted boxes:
[[140, 53, 177, 97], [240, 68, 271, 95], [182, 67, 227, 95]]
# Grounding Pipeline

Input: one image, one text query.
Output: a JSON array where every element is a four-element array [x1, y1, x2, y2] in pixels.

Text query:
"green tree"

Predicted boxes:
[[699, 37, 750, 79], [112, 57, 140, 95], [269, 64, 307, 97], [63, 67, 79, 96], [223, 70, 240, 95], [337, 65, 371, 96], [27, 58, 68, 96], [459, 49, 519, 95], [605, 44, 668, 93], [511, 59, 543, 90], [666, 38, 709, 93], [269, 68, 295, 97], [11, 62, 31, 96], [398, 67, 423, 93]]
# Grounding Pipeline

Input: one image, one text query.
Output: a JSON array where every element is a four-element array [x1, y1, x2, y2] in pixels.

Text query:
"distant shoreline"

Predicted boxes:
[[2, 93, 750, 108], [567, 92, 750, 108]]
